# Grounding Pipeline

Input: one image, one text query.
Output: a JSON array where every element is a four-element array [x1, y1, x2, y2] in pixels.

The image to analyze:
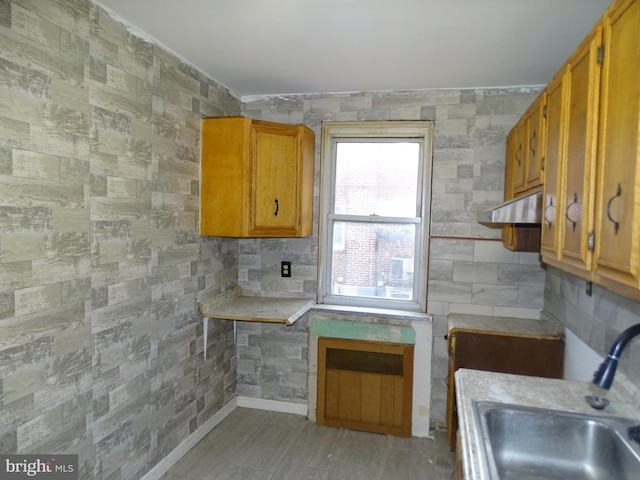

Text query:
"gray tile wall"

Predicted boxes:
[[10, 0, 630, 474], [236, 316, 309, 404], [235, 87, 640, 423], [543, 266, 640, 392], [241, 88, 546, 422], [0, 1, 239, 478]]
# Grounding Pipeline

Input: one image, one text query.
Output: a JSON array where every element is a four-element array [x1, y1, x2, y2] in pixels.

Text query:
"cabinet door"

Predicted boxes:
[[501, 130, 517, 250], [541, 69, 568, 262], [201, 117, 250, 237], [512, 120, 527, 194], [201, 116, 314, 238], [501, 130, 541, 252], [559, 25, 602, 275], [525, 92, 546, 189], [250, 123, 301, 236], [593, 0, 640, 289]]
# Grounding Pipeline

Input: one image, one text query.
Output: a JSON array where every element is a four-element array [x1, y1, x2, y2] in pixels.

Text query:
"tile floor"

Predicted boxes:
[[161, 407, 455, 480]]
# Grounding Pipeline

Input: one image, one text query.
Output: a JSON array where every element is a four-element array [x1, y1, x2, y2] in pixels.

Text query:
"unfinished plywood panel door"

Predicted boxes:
[[317, 337, 413, 437]]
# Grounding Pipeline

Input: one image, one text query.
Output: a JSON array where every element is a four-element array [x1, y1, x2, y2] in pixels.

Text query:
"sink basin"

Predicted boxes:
[[473, 401, 640, 480]]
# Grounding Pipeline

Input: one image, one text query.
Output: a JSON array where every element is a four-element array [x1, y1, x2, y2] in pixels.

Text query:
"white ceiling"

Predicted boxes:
[[95, 0, 611, 97]]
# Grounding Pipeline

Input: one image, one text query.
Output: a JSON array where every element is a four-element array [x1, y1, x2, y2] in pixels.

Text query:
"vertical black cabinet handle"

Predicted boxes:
[[274, 198, 279, 216], [606, 184, 621, 235], [565, 193, 578, 232]]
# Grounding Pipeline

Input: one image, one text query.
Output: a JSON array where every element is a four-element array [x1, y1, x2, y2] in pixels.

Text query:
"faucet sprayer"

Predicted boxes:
[[593, 323, 640, 390], [587, 322, 640, 444]]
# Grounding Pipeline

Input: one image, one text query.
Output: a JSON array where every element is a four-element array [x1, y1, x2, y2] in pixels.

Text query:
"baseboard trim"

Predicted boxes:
[[236, 396, 308, 416], [140, 397, 308, 479], [140, 398, 238, 480]]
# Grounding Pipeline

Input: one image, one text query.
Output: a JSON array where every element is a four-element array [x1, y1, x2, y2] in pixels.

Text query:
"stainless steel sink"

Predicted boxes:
[[473, 401, 640, 480]]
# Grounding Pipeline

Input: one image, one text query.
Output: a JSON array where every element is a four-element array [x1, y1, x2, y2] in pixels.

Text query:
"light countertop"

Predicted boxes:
[[447, 313, 563, 338], [455, 369, 640, 480], [198, 286, 315, 325], [197, 287, 315, 361]]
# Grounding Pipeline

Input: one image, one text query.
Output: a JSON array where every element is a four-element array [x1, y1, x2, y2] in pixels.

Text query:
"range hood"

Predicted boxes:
[[478, 190, 542, 224]]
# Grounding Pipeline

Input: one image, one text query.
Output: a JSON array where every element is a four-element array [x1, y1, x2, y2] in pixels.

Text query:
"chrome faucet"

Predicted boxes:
[[593, 323, 640, 390]]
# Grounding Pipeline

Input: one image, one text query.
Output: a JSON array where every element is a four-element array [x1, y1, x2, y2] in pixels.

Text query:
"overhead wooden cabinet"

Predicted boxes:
[[501, 92, 546, 252], [513, 91, 546, 196], [512, 118, 527, 194], [592, 0, 640, 293], [562, 25, 602, 275], [540, 66, 568, 261], [546, 24, 603, 276], [538, 0, 640, 299], [525, 92, 546, 189], [201, 116, 315, 237], [501, 130, 518, 250]]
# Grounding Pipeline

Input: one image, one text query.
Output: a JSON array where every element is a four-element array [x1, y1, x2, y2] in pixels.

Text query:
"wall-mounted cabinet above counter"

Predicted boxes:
[[498, 91, 547, 253], [200, 116, 315, 238], [541, 0, 640, 299], [495, 0, 640, 300]]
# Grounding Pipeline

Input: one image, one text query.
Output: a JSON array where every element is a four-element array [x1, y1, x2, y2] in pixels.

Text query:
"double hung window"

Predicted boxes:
[[318, 122, 433, 311]]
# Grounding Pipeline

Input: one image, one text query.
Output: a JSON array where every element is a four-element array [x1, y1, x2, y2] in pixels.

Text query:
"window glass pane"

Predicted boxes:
[[335, 142, 420, 217], [331, 222, 415, 300]]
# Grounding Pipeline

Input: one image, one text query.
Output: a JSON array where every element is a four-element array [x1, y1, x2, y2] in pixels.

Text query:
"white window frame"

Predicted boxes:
[[317, 121, 433, 312]]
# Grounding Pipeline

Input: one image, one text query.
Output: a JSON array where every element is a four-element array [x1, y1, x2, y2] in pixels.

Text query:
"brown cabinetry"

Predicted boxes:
[[501, 91, 546, 252], [446, 328, 564, 450], [592, 0, 640, 293], [201, 116, 315, 237], [525, 95, 546, 190], [501, 131, 518, 250], [540, 66, 568, 260], [540, 0, 640, 299], [512, 119, 527, 194], [559, 24, 602, 275], [317, 337, 413, 437], [512, 91, 546, 196]]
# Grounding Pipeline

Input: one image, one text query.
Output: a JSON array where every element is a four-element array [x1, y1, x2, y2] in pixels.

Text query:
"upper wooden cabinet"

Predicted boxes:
[[201, 116, 315, 238], [592, 0, 640, 293], [539, 0, 640, 298], [511, 118, 527, 193], [501, 130, 517, 250], [501, 92, 545, 252], [525, 92, 547, 188], [540, 66, 568, 261], [554, 23, 603, 275], [509, 91, 547, 197]]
